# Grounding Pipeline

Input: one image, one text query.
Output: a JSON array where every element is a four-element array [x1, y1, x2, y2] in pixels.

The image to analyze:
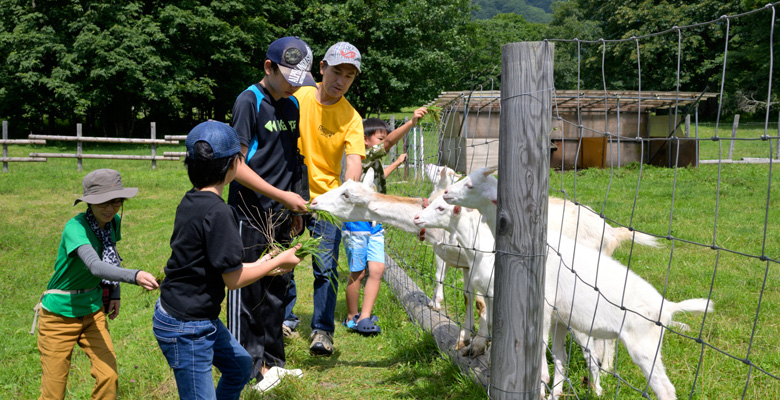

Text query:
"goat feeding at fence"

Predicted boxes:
[[413, 195, 607, 394], [441, 166, 661, 255], [309, 173, 486, 352], [440, 166, 713, 400]]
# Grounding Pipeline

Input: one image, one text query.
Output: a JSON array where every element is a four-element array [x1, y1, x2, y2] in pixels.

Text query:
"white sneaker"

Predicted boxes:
[[252, 366, 304, 393]]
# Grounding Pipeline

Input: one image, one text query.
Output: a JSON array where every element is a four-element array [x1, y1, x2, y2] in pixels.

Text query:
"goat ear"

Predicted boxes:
[[453, 205, 462, 214], [484, 166, 498, 176], [361, 168, 375, 188]]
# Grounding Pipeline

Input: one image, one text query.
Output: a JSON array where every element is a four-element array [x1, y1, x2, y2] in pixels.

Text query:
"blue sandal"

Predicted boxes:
[[354, 317, 381, 335], [343, 314, 380, 332]]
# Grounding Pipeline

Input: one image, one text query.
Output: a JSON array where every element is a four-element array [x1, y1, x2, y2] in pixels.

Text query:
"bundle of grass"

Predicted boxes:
[[308, 205, 342, 228]]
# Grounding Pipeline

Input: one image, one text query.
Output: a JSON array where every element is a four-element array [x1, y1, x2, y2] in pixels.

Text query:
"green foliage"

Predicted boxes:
[[547, 0, 777, 117], [289, 0, 473, 116], [472, 0, 553, 23], [0, 0, 291, 136]]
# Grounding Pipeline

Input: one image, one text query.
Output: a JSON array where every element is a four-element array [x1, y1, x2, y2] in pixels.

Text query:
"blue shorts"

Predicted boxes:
[[343, 229, 385, 273]]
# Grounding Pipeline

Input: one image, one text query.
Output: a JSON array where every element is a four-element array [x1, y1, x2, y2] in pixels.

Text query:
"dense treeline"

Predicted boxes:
[[472, 0, 553, 23], [547, 0, 778, 120], [0, 0, 775, 137]]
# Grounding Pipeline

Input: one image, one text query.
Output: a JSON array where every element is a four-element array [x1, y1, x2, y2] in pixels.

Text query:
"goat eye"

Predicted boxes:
[[342, 193, 349, 199]]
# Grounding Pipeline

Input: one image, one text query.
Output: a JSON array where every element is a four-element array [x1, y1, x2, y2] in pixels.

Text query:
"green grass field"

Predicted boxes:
[[381, 132, 780, 399], [2, 120, 779, 399], [0, 143, 485, 400]]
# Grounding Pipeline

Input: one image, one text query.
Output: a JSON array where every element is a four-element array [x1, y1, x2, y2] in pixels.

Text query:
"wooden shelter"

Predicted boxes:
[[428, 90, 718, 173]]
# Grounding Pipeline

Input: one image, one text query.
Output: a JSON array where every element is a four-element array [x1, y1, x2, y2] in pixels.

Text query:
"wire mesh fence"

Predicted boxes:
[[363, 3, 780, 399]]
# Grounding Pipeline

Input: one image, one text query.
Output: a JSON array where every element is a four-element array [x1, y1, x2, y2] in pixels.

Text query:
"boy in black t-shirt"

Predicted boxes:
[[153, 121, 302, 400]]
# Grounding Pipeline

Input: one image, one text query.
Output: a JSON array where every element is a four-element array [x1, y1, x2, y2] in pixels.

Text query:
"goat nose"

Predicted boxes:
[[311, 199, 318, 206]]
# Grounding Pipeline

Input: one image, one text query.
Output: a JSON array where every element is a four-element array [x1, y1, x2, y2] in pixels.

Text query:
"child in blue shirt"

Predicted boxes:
[[342, 107, 427, 335]]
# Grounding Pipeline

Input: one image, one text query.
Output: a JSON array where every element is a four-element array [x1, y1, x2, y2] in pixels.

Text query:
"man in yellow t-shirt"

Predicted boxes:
[[288, 41, 365, 356]]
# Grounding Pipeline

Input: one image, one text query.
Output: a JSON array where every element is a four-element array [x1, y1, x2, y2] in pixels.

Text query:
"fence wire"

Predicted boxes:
[[377, 3, 780, 399]]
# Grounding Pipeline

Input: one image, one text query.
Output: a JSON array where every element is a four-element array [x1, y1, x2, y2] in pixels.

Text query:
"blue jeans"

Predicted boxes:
[[306, 217, 341, 333], [152, 302, 253, 400], [283, 275, 299, 330]]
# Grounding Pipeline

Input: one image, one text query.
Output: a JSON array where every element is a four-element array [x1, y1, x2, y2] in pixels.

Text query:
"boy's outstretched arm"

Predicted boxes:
[[222, 244, 302, 290], [384, 153, 407, 177], [382, 107, 428, 152], [234, 146, 309, 213]]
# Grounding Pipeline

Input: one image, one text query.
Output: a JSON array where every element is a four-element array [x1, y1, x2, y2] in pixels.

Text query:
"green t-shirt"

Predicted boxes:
[[362, 143, 388, 194], [41, 213, 121, 318]]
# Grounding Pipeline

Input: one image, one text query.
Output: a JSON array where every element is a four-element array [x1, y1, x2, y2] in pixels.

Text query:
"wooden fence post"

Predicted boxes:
[[77, 123, 83, 172], [389, 115, 396, 161], [492, 41, 553, 399], [695, 106, 700, 167], [403, 117, 409, 179], [151, 122, 157, 170], [728, 114, 739, 160], [3, 121, 8, 173]]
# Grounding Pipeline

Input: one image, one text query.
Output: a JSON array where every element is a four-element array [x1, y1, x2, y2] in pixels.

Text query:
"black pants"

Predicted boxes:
[[227, 216, 293, 381]]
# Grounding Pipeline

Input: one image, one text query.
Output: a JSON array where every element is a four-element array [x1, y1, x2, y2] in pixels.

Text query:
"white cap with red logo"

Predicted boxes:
[[323, 42, 361, 73]]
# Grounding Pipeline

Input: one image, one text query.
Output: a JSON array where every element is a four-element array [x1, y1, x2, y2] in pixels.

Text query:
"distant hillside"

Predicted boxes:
[[472, 0, 553, 23]]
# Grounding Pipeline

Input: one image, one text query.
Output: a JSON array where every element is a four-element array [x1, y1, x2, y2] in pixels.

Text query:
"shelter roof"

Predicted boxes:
[[428, 90, 719, 113]]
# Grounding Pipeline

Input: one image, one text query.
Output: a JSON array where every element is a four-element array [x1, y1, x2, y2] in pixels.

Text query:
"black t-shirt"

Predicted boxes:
[[227, 83, 306, 216], [160, 189, 243, 320]]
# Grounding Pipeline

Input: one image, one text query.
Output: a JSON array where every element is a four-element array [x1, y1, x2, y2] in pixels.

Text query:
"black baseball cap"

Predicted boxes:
[[267, 36, 317, 87]]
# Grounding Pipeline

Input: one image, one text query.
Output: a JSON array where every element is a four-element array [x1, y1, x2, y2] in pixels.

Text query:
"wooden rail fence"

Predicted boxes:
[[2, 121, 185, 172], [2, 121, 46, 172]]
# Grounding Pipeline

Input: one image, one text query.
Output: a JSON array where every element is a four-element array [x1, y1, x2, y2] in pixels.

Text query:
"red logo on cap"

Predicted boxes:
[[340, 50, 356, 59]]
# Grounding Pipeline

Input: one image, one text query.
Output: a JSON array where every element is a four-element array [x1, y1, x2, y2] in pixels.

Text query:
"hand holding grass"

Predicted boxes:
[[135, 271, 160, 291], [265, 243, 302, 276]]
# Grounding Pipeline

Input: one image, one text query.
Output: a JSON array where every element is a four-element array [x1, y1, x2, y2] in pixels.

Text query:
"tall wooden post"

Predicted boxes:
[[491, 41, 553, 399], [151, 122, 157, 170], [2, 121, 8, 173], [389, 115, 397, 160], [402, 117, 409, 179], [728, 114, 739, 160], [77, 123, 83, 172], [776, 111, 779, 160]]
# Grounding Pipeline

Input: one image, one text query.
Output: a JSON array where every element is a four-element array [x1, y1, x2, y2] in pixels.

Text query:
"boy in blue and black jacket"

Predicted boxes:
[[225, 36, 316, 393]]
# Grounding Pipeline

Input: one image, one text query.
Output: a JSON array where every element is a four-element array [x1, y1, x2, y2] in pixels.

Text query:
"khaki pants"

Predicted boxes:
[[37, 308, 118, 400]]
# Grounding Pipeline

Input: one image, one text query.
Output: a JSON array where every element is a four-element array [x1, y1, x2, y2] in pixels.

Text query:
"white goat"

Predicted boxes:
[[442, 167, 661, 256], [310, 175, 486, 351], [542, 234, 712, 400], [422, 164, 463, 311], [442, 166, 660, 374], [413, 196, 496, 357], [442, 167, 712, 400], [415, 195, 614, 396]]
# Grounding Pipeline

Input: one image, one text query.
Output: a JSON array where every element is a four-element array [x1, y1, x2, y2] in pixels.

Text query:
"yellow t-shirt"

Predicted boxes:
[[295, 85, 365, 198]]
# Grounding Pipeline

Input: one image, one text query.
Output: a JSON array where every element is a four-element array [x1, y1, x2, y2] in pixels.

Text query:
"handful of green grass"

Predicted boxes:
[[306, 204, 342, 228], [421, 105, 442, 124], [288, 234, 323, 259]]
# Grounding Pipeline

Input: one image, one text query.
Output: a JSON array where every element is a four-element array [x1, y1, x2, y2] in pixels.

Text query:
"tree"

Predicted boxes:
[[456, 13, 546, 90], [288, 0, 473, 116], [0, 0, 287, 136]]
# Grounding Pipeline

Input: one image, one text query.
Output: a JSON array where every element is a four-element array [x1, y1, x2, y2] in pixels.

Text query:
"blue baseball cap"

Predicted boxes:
[[185, 121, 241, 160], [267, 36, 317, 87]]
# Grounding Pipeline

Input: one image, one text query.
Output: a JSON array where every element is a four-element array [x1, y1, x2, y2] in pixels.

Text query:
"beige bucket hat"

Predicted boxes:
[[73, 169, 138, 206]]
